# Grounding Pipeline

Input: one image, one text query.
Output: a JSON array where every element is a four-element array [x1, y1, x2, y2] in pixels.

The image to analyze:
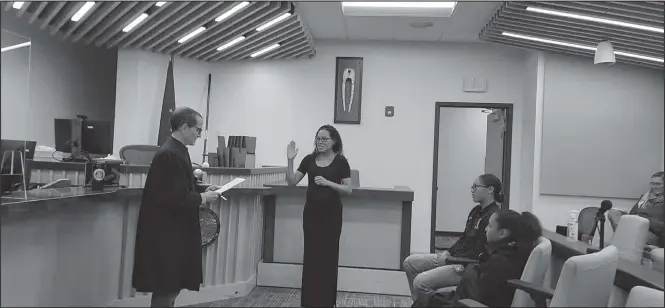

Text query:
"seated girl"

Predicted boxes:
[[437, 210, 542, 307]]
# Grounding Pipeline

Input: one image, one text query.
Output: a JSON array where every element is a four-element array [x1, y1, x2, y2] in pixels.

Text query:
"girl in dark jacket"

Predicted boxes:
[[449, 210, 542, 307]]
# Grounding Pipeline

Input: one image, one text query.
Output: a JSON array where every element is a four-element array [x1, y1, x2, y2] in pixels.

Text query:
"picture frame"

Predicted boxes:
[[334, 57, 363, 124]]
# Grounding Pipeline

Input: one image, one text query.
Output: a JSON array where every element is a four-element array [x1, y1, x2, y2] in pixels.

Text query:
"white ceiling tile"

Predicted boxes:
[[345, 16, 396, 40], [392, 17, 450, 42], [295, 2, 347, 39]]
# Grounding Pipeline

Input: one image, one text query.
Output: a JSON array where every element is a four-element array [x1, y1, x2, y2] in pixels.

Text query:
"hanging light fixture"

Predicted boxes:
[[594, 40, 616, 65]]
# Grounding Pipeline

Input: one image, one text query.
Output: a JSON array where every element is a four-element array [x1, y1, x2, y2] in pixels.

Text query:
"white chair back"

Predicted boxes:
[[550, 245, 619, 307], [512, 237, 552, 307]]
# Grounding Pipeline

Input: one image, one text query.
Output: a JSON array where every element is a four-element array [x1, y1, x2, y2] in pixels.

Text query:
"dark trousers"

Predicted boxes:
[[150, 290, 180, 307], [301, 204, 343, 307]]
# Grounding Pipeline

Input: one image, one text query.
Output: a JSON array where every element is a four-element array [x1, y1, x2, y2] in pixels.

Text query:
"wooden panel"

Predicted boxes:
[[117, 193, 265, 300], [31, 168, 85, 186]]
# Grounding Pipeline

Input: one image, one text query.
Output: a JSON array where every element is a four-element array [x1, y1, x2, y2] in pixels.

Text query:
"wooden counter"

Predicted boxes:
[[1, 187, 269, 307], [27, 160, 286, 188], [257, 183, 414, 297], [3, 159, 285, 308]]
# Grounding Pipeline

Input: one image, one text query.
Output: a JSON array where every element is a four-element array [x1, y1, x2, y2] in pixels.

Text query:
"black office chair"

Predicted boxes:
[[577, 207, 599, 241], [119, 145, 160, 165]]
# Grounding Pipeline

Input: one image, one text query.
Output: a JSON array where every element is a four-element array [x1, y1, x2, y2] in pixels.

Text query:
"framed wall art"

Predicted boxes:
[[334, 57, 363, 124]]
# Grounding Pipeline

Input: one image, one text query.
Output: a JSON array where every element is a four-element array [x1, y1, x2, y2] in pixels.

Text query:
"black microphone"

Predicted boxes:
[[598, 200, 613, 216]]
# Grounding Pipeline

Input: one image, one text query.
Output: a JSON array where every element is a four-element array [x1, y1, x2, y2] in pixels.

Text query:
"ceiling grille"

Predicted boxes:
[[480, 1, 664, 69], [4, 1, 316, 61]]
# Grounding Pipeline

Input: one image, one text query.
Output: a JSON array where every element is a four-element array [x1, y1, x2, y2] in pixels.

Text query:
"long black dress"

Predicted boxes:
[[297, 153, 351, 307], [132, 136, 205, 294]]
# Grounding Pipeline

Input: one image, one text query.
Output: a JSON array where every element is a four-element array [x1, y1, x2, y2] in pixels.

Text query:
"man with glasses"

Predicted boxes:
[[132, 107, 223, 307], [608, 171, 664, 248]]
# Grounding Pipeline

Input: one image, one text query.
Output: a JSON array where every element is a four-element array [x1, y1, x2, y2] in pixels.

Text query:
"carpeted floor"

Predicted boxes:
[[189, 286, 413, 307]]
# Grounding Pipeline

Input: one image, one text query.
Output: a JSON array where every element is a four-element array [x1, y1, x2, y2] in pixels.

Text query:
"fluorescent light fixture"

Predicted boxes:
[[256, 13, 291, 31], [502, 32, 664, 63], [123, 13, 149, 33], [12, 2, 24, 9], [341, 1, 457, 17], [250, 43, 280, 58], [178, 27, 206, 43], [1, 41, 31, 53], [342, 2, 456, 8], [217, 36, 246, 51], [155, 2, 166, 7], [526, 7, 664, 34], [71, 2, 95, 22], [215, 1, 249, 22]]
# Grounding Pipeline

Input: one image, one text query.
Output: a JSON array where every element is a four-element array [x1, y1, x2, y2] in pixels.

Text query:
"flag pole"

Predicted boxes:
[[202, 73, 212, 164]]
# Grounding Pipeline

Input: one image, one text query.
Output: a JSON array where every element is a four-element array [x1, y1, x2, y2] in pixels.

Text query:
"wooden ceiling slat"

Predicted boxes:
[[5, 1, 316, 61], [481, 1, 664, 69]]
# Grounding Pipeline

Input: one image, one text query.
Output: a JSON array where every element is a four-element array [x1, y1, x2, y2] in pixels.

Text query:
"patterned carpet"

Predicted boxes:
[[189, 286, 413, 307]]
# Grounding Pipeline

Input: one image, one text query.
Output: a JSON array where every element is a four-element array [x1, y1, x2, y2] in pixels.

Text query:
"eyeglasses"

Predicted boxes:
[[471, 184, 488, 192], [191, 126, 203, 135], [315, 137, 331, 143], [650, 182, 664, 187]]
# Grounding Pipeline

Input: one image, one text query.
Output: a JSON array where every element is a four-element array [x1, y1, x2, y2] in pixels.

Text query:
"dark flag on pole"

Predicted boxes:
[[157, 55, 176, 146]]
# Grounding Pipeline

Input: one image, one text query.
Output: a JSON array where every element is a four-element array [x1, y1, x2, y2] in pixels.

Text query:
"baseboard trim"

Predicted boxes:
[[106, 275, 256, 307], [257, 261, 410, 296]]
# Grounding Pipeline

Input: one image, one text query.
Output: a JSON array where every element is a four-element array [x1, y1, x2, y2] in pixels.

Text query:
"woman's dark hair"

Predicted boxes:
[[313, 124, 344, 155], [652, 171, 664, 180], [494, 210, 542, 258], [478, 173, 504, 203], [170, 107, 202, 131]]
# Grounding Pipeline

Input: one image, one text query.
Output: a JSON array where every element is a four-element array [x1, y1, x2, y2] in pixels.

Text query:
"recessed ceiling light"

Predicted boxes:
[[217, 36, 246, 51], [215, 1, 249, 22], [1, 41, 31, 53], [123, 13, 149, 33], [342, 2, 457, 17], [155, 2, 166, 7], [410, 20, 433, 28], [501, 32, 664, 63], [256, 13, 291, 31], [251, 44, 280, 58], [526, 7, 664, 34], [12, 2, 24, 9], [71, 2, 95, 22], [178, 27, 206, 43]]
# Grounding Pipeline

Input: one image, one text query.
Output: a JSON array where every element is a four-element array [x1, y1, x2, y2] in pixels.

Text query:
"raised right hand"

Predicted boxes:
[[287, 140, 299, 160]]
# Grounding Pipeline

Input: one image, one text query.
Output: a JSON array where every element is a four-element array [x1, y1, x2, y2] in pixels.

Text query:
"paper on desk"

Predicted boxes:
[[215, 177, 246, 194]]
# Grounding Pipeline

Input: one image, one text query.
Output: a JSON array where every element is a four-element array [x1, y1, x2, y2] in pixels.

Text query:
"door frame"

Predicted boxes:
[[430, 102, 514, 253]]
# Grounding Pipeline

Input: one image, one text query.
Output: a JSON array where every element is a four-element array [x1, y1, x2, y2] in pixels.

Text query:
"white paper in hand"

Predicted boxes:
[[215, 177, 246, 194]]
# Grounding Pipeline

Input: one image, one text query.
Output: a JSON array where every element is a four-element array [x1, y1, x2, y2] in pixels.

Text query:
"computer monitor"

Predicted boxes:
[[1, 139, 36, 195], [81, 120, 113, 155], [54, 118, 80, 153]]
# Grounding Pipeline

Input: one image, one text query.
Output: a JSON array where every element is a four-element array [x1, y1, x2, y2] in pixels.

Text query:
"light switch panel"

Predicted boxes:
[[385, 106, 395, 117]]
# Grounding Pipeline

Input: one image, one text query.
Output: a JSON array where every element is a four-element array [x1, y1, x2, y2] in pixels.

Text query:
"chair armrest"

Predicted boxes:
[[587, 247, 600, 254], [507, 279, 553, 308], [445, 256, 479, 265], [456, 299, 488, 308]]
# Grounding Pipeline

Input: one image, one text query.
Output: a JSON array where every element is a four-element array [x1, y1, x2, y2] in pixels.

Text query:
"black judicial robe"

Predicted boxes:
[[132, 137, 205, 293]]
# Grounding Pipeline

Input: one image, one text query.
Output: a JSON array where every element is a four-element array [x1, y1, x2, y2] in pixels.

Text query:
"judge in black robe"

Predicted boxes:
[[132, 107, 221, 307]]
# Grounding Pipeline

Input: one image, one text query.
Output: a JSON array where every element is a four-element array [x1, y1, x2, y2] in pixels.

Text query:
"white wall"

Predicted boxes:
[[529, 53, 663, 240], [436, 107, 488, 232], [113, 49, 211, 162], [208, 40, 527, 252], [1, 12, 117, 148], [539, 53, 664, 199], [113, 40, 663, 252]]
